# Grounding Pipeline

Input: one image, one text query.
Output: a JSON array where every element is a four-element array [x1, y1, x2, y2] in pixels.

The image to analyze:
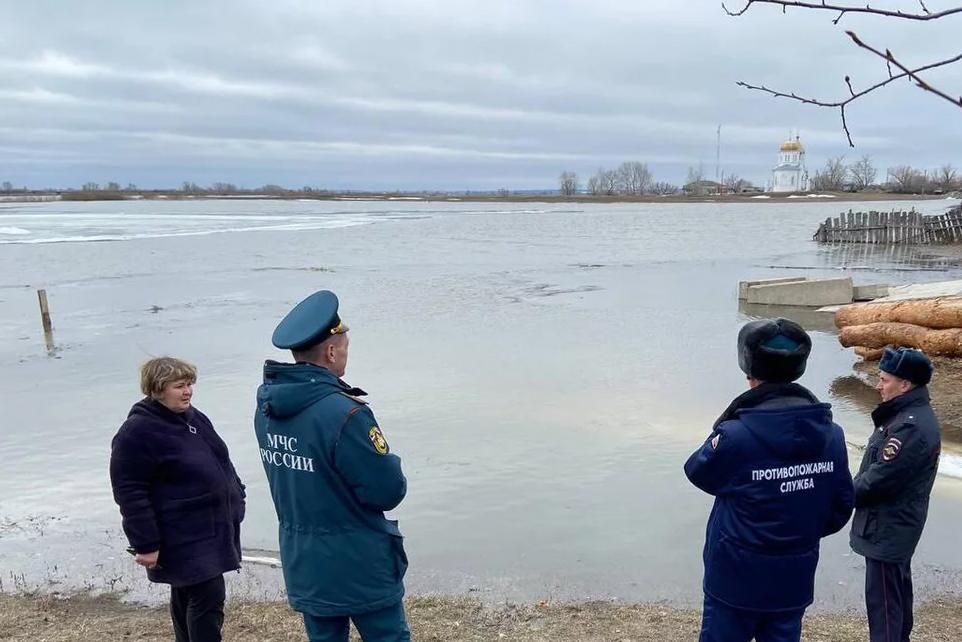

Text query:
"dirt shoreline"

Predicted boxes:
[[1, 593, 960, 641]]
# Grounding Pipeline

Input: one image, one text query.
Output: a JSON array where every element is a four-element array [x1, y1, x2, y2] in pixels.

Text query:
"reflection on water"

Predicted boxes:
[[817, 242, 962, 271], [830, 375, 879, 416]]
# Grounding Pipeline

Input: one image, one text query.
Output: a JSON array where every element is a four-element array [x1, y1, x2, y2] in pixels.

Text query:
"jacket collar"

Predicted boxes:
[[713, 382, 819, 429], [264, 360, 367, 396], [133, 397, 196, 424], [871, 385, 929, 428]]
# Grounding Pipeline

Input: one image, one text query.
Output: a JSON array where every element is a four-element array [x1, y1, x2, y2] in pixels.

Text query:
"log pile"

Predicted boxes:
[[835, 297, 962, 360]]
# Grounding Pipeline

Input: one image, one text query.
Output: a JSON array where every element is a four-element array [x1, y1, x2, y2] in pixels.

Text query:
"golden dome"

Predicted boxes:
[[780, 139, 804, 152]]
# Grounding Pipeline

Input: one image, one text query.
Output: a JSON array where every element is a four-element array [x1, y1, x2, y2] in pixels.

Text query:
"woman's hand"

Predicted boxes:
[[135, 550, 160, 569]]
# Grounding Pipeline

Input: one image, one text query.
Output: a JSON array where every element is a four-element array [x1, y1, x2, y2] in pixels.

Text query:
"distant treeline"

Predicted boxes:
[[558, 162, 755, 196], [2, 159, 959, 198], [810, 156, 961, 194]]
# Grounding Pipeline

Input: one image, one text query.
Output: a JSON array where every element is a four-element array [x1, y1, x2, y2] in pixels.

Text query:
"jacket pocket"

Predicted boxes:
[[158, 492, 217, 548]]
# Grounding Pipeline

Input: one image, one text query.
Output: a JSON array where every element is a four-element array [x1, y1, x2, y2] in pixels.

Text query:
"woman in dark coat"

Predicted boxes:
[[110, 357, 246, 642]]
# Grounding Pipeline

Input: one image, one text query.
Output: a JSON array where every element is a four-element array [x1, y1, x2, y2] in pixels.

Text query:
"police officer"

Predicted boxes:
[[850, 347, 940, 642], [685, 318, 854, 642], [254, 290, 410, 642]]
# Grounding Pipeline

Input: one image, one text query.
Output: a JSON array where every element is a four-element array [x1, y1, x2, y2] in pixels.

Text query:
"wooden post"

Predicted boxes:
[[38, 289, 53, 334]]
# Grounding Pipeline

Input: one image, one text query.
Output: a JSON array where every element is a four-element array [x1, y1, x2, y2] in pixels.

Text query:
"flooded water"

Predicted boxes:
[[2, 197, 962, 608]]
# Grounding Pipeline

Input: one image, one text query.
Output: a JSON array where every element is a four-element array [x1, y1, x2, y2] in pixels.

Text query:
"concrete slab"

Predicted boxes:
[[738, 277, 808, 300], [874, 280, 962, 302], [819, 281, 962, 312], [746, 277, 853, 307], [853, 284, 891, 301]]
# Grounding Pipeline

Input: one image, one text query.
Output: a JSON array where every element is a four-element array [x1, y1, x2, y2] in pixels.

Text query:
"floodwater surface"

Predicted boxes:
[[2, 197, 962, 608]]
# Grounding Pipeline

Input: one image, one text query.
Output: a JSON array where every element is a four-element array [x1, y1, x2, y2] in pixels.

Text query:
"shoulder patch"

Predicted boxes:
[[881, 437, 902, 462], [368, 425, 389, 455]]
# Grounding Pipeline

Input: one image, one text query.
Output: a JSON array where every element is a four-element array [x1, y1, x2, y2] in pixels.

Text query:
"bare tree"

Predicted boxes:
[[687, 164, 706, 185], [848, 154, 877, 190], [124, 183, 138, 191], [559, 171, 578, 196], [934, 164, 959, 191], [724, 1, 962, 146], [1, 181, 12, 193], [210, 182, 237, 194], [82, 182, 99, 191], [615, 162, 653, 195], [810, 156, 848, 191], [887, 165, 928, 193], [650, 181, 680, 195], [723, 173, 752, 192], [106, 181, 121, 191], [587, 173, 602, 195], [587, 168, 619, 195]]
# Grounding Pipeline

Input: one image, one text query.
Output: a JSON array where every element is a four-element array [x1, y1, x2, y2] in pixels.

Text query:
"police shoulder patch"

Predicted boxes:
[[881, 437, 902, 462], [369, 425, 389, 455]]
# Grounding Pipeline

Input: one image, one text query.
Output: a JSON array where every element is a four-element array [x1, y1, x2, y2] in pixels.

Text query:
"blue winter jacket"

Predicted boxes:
[[254, 361, 408, 617], [684, 383, 854, 612]]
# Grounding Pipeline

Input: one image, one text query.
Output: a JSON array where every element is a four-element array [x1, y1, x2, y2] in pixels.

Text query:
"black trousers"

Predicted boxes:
[[169, 575, 226, 642], [865, 558, 913, 642]]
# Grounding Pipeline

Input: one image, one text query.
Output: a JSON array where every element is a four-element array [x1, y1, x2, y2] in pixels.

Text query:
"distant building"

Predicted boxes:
[[771, 137, 809, 193], [683, 180, 725, 196]]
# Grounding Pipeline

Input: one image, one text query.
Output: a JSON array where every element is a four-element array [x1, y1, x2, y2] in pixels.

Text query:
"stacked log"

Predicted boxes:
[[835, 297, 962, 329], [835, 296, 962, 360]]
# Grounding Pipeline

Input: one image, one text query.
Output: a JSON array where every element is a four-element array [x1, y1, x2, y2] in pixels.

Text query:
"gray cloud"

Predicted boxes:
[[1, 0, 959, 189]]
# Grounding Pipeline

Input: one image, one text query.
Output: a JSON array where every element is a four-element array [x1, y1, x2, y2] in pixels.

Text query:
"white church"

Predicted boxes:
[[771, 136, 809, 192]]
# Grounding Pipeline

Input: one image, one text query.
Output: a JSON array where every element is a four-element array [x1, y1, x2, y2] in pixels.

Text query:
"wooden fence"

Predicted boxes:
[[813, 207, 962, 244]]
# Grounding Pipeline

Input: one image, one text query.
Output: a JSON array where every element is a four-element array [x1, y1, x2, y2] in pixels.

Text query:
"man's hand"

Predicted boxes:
[[134, 550, 160, 569]]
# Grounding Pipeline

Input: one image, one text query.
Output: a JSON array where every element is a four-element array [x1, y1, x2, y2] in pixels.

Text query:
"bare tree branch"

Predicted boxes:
[[845, 30, 962, 110], [722, 0, 962, 23], [737, 38, 962, 146]]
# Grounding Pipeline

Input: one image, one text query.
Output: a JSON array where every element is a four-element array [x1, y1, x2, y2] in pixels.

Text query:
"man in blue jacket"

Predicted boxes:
[[255, 290, 410, 642], [685, 318, 854, 642], [850, 347, 940, 642]]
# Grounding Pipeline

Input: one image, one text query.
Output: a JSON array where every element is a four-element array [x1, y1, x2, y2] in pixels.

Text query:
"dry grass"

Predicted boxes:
[[1, 593, 961, 641]]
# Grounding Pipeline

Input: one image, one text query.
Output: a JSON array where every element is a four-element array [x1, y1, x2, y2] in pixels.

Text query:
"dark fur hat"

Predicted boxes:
[[737, 318, 812, 383], [879, 347, 933, 386]]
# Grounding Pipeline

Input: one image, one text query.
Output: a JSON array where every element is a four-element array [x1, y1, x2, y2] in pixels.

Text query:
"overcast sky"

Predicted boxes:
[[1, 0, 960, 190]]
